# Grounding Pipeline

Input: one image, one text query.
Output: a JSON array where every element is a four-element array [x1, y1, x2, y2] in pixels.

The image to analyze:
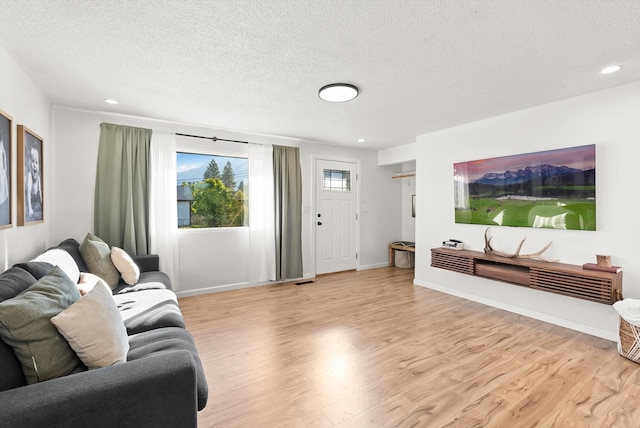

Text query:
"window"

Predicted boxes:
[[322, 169, 351, 191], [176, 152, 248, 228]]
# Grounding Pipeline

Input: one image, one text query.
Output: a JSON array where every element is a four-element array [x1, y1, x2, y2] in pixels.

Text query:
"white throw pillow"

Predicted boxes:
[[32, 248, 80, 283], [110, 247, 140, 286], [77, 272, 112, 296], [51, 282, 129, 368]]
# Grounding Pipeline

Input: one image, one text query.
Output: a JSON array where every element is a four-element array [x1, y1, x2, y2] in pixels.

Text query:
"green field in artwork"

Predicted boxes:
[[455, 198, 596, 230]]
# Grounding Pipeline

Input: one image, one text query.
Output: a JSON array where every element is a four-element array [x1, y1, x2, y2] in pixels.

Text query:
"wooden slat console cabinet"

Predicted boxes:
[[431, 247, 622, 304]]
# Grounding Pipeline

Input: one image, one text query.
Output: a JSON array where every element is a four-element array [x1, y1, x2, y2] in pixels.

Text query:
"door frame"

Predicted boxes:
[[312, 154, 361, 276]]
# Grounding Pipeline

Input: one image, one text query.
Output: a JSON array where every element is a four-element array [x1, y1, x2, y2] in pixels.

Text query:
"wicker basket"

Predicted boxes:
[[618, 317, 640, 363], [395, 250, 415, 269]]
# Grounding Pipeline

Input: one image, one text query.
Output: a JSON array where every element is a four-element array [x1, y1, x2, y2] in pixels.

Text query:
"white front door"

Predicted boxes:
[[315, 159, 357, 274]]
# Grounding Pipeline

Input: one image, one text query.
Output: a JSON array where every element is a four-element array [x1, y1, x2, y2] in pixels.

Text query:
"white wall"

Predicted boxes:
[[414, 83, 640, 340], [400, 161, 416, 242], [53, 106, 401, 295], [379, 145, 416, 243], [0, 47, 52, 268], [378, 142, 416, 166]]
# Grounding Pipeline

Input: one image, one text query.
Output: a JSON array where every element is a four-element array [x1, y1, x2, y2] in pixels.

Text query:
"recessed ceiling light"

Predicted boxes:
[[318, 83, 359, 102], [600, 65, 621, 74], [357, 138, 365, 143], [104, 98, 119, 105]]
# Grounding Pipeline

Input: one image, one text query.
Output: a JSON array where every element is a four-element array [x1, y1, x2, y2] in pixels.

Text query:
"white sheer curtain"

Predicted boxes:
[[248, 143, 275, 283], [149, 131, 180, 289]]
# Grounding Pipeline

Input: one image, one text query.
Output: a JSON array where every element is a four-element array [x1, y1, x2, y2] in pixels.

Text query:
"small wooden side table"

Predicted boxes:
[[389, 242, 416, 267]]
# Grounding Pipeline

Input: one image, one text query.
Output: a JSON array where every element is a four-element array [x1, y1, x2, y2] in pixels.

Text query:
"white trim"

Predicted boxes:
[[175, 274, 314, 298], [358, 262, 391, 271], [177, 226, 249, 235], [413, 278, 617, 341], [175, 281, 255, 298], [176, 137, 249, 159], [53, 104, 307, 144]]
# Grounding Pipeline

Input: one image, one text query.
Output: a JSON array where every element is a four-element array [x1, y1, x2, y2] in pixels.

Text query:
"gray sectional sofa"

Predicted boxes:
[[0, 237, 208, 428]]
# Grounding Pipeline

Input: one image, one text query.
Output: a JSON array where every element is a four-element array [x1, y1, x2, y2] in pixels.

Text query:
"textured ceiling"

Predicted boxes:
[[0, 0, 638, 149]]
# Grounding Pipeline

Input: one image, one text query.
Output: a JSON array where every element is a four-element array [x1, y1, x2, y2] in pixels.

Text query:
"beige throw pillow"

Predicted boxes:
[[79, 233, 120, 289], [51, 282, 129, 368], [110, 247, 140, 286]]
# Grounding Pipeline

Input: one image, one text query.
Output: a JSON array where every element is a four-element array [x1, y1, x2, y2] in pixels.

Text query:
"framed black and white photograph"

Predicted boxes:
[[17, 125, 43, 226], [0, 110, 11, 228]]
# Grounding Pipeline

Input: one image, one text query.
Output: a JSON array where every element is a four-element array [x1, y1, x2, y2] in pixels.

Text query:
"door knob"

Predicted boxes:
[[317, 222, 322, 225]]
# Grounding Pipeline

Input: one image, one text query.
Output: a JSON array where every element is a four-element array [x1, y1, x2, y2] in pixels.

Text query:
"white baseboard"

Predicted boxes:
[[175, 274, 316, 298], [358, 262, 391, 271], [413, 279, 617, 341], [175, 265, 399, 297], [176, 281, 256, 298]]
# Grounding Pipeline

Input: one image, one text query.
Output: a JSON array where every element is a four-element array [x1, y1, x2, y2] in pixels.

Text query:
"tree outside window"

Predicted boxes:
[[177, 152, 248, 228]]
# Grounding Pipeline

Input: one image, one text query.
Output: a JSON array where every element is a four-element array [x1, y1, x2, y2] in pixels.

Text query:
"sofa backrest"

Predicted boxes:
[[53, 238, 89, 273]]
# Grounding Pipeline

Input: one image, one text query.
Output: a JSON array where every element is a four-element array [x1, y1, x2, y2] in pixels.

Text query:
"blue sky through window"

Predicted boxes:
[[177, 152, 248, 189]]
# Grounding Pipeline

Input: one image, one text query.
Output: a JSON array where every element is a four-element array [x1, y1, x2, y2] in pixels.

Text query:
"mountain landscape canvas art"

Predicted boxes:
[[454, 145, 596, 230]]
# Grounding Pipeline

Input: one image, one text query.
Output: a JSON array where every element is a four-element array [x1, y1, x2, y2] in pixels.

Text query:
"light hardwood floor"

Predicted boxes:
[[179, 267, 640, 427]]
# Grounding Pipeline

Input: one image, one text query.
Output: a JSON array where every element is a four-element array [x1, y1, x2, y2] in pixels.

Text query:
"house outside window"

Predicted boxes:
[[176, 152, 248, 228], [177, 185, 193, 227]]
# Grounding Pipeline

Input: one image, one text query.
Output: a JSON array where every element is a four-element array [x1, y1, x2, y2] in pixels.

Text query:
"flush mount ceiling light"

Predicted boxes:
[[600, 65, 622, 74], [318, 83, 359, 102], [104, 98, 119, 105]]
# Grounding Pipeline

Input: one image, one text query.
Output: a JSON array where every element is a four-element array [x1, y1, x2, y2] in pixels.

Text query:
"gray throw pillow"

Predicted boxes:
[[0, 266, 84, 384], [0, 266, 38, 302], [79, 233, 120, 289]]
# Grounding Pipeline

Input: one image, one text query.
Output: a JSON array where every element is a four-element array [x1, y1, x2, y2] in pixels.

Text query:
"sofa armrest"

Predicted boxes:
[[0, 351, 197, 428], [132, 254, 160, 272]]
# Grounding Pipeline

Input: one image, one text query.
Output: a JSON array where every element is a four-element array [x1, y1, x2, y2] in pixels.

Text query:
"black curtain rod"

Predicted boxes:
[[175, 132, 249, 145]]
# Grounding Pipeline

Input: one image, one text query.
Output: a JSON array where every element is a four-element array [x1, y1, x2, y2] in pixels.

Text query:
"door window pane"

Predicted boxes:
[[322, 169, 351, 191]]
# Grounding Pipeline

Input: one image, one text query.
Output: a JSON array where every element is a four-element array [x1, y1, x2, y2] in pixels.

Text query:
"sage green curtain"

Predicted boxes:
[[94, 123, 151, 256], [273, 145, 303, 280]]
